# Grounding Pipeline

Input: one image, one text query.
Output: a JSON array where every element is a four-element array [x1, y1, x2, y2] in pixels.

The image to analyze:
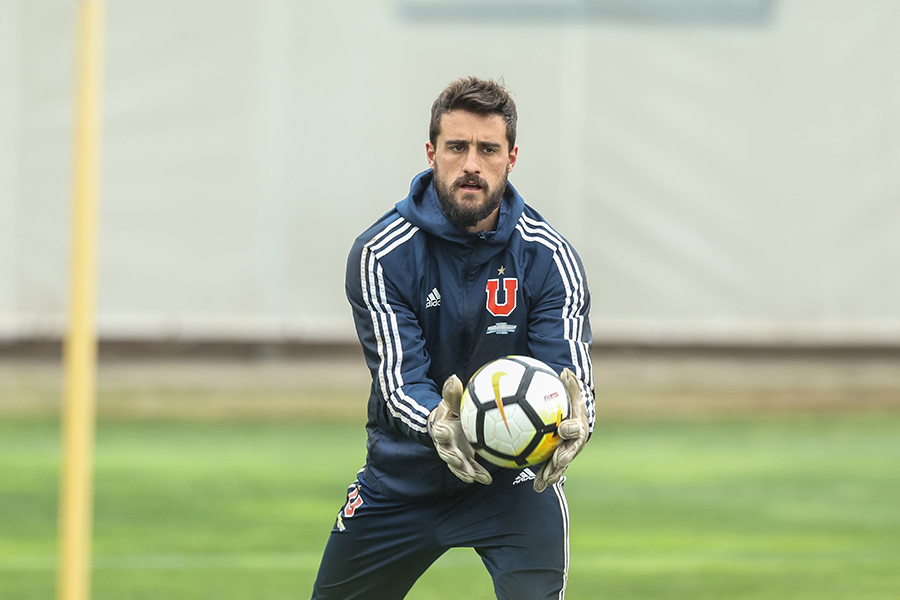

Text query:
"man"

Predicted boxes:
[[310, 77, 594, 600]]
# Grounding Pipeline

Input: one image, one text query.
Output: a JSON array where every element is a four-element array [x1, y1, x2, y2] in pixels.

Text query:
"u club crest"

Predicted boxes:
[[485, 275, 518, 317]]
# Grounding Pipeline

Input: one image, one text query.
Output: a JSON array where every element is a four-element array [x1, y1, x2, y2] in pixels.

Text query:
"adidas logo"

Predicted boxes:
[[426, 287, 441, 309], [512, 468, 536, 485]]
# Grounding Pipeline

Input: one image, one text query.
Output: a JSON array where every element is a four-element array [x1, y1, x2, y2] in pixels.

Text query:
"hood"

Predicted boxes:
[[395, 169, 525, 246]]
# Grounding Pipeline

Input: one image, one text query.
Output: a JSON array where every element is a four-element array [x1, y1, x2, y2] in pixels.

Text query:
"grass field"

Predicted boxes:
[[1, 354, 899, 599], [2, 414, 899, 599]]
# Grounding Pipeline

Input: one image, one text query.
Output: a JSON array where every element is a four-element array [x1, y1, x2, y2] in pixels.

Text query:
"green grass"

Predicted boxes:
[[1, 414, 899, 599]]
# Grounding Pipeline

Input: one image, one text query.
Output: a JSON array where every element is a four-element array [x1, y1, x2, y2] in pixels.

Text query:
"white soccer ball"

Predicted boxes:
[[459, 355, 572, 468]]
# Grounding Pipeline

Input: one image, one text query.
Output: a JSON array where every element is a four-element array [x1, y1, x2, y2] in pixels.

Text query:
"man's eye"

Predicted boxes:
[[449, 145, 465, 152], [483, 147, 497, 154]]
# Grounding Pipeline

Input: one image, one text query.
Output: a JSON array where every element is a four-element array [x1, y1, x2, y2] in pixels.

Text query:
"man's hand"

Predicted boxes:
[[427, 375, 493, 486], [534, 368, 589, 493]]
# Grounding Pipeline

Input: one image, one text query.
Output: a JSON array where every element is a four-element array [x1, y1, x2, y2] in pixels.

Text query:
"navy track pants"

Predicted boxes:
[[310, 467, 570, 600]]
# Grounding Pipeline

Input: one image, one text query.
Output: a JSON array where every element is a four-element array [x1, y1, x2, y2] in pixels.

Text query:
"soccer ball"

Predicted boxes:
[[459, 355, 571, 468]]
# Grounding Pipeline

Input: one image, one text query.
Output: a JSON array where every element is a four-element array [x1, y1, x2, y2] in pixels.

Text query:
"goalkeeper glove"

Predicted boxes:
[[427, 375, 493, 486], [534, 368, 589, 493]]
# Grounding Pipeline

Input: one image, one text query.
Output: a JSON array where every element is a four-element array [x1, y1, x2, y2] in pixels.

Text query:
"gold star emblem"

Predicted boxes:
[[498, 266, 506, 275]]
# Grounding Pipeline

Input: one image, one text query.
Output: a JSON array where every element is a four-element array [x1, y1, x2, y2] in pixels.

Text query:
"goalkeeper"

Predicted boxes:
[[310, 76, 594, 600]]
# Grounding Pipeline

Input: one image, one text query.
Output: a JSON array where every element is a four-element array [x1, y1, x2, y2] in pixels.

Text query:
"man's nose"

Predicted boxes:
[[463, 147, 481, 174]]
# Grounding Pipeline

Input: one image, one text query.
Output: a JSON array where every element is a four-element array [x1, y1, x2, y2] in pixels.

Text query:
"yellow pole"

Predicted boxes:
[[57, 2, 103, 600]]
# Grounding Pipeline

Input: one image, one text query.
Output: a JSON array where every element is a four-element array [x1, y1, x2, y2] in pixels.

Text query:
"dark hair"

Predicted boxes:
[[429, 77, 518, 151]]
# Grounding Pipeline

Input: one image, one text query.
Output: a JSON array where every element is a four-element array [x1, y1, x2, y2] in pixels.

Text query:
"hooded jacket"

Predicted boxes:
[[346, 170, 594, 501]]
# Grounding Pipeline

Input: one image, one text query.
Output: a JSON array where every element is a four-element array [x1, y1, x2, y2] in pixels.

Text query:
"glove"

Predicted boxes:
[[427, 375, 493, 486], [534, 368, 589, 493]]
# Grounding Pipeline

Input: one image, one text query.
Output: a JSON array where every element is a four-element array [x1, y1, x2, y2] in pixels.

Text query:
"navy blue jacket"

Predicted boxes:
[[346, 170, 594, 501]]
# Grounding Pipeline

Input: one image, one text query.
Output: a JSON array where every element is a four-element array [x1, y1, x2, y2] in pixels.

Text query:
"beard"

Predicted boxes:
[[433, 161, 508, 231]]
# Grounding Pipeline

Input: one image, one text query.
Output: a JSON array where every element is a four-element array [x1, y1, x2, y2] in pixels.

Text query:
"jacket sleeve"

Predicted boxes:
[[526, 236, 596, 434], [346, 226, 442, 447]]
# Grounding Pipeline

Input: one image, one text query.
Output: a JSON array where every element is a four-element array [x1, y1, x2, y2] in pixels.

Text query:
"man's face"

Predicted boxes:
[[426, 110, 518, 232]]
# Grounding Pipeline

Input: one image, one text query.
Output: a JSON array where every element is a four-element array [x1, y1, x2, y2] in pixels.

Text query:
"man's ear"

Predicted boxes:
[[426, 141, 436, 169], [507, 144, 518, 173]]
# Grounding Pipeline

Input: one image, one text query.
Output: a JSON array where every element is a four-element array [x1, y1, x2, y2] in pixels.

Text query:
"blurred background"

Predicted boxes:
[[1, 1, 899, 599], [2, 0, 899, 348]]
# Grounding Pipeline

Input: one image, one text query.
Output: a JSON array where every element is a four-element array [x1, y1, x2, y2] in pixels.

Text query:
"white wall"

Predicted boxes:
[[1, 0, 899, 345], [0, 0, 22, 335]]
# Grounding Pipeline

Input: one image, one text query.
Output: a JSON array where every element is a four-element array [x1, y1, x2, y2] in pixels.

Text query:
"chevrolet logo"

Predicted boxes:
[[486, 322, 517, 335]]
